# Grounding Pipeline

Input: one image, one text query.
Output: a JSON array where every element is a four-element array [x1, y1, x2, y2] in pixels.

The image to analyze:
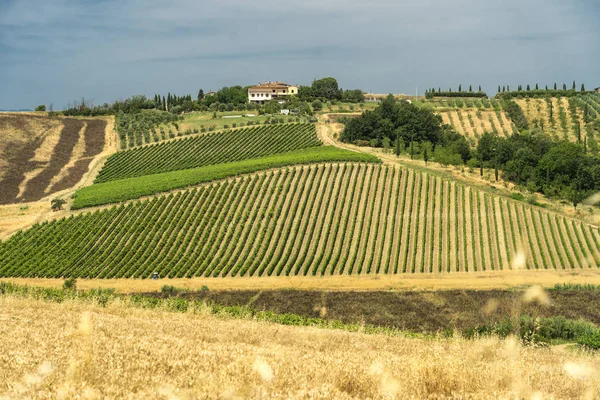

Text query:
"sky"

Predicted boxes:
[[0, 0, 599, 110]]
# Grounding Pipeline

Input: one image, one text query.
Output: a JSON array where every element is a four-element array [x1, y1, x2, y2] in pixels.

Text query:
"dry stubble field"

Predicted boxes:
[[1, 296, 599, 399]]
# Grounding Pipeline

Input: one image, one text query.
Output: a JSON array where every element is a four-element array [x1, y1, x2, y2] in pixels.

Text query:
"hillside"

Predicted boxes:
[[515, 97, 586, 141], [437, 109, 514, 144], [0, 114, 111, 204], [2, 163, 599, 279]]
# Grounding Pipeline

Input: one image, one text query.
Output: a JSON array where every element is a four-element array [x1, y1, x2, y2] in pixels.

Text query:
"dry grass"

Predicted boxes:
[[46, 121, 88, 193], [5, 269, 600, 293], [1, 296, 599, 399]]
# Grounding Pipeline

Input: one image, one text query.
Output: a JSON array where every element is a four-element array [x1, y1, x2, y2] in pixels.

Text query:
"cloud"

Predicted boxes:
[[0, 0, 598, 109]]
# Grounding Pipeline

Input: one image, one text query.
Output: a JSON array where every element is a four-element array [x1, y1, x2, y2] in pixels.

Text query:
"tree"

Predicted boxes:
[[469, 85, 472, 92], [526, 84, 530, 91], [51, 198, 66, 211], [563, 83, 567, 90], [581, 84, 586, 92], [35, 104, 46, 112], [311, 100, 323, 111], [458, 84, 462, 93], [311, 77, 341, 100], [535, 83, 539, 90], [197, 89, 204, 101], [423, 146, 429, 165], [498, 85, 501, 93], [554, 83, 557, 90], [479, 85, 482, 92], [394, 137, 402, 156], [298, 85, 314, 100], [572, 80, 576, 90]]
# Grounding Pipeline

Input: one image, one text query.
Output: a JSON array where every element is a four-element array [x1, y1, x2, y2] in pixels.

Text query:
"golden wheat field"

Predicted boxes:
[[1, 296, 600, 399]]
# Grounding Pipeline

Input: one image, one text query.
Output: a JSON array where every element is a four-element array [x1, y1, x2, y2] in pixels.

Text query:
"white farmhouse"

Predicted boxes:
[[248, 82, 298, 104]]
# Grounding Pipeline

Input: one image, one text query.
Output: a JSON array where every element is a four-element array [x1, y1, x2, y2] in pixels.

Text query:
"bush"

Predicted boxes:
[[161, 285, 189, 296], [63, 277, 77, 291], [578, 332, 600, 350], [223, 125, 229, 129], [510, 193, 525, 201], [35, 104, 46, 112]]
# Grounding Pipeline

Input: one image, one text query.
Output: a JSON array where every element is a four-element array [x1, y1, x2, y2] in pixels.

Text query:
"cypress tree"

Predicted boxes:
[[554, 83, 557, 90], [458, 84, 462, 93], [395, 138, 401, 156], [162, 96, 166, 111], [581, 84, 585, 92], [495, 162, 499, 182], [572, 80, 576, 90], [502, 86, 506, 92], [479, 85, 482, 92], [563, 83, 567, 90], [545, 85, 548, 91], [498, 86, 501, 93], [526, 84, 530, 91], [423, 147, 429, 165], [507, 85, 510, 91], [576, 122, 581, 142], [535, 83, 539, 90], [469, 85, 472, 92]]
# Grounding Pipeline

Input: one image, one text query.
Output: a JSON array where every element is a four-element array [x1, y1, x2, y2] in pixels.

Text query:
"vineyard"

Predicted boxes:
[[437, 109, 515, 145], [515, 97, 589, 142], [96, 123, 320, 183], [2, 163, 599, 279]]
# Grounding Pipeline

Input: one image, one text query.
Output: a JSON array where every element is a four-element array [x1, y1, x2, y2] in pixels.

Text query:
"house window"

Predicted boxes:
[[251, 93, 255, 97], [283, 90, 286, 93], [291, 90, 295, 93], [273, 90, 276, 93]]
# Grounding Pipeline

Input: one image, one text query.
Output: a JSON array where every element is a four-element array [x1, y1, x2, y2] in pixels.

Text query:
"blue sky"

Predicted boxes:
[[0, 0, 598, 109]]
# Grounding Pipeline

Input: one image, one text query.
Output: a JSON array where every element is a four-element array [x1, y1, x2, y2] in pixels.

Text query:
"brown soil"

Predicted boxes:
[[50, 119, 107, 192], [156, 288, 600, 333], [20, 119, 84, 201]]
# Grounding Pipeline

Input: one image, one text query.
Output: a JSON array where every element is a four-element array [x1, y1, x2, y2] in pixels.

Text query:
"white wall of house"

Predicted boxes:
[[248, 90, 273, 102]]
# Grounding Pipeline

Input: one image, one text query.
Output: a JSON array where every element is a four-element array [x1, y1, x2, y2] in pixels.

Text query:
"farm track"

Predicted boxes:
[[3, 163, 600, 278]]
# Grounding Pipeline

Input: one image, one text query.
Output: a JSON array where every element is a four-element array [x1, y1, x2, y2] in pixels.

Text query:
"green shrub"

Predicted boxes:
[[63, 277, 77, 291]]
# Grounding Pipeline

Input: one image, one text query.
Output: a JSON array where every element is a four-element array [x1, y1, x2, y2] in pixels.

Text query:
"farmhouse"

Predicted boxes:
[[248, 82, 298, 104], [595, 87, 600, 94]]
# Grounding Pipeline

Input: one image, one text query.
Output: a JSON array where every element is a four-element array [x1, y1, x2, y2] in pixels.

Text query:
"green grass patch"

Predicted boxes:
[[73, 147, 380, 209]]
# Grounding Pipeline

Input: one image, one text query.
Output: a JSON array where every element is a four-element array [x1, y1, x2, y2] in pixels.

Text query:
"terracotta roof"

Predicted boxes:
[[249, 82, 295, 90]]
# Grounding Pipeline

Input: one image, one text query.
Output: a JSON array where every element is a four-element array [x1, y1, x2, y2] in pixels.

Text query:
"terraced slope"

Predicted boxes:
[[2, 163, 599, 278], [437, 109, 514, 145], [96, 123, 320, 183]]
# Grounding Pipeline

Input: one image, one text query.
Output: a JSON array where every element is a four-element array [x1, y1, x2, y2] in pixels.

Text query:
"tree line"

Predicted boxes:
[[425, 85, 487, 99], [496, 81, 593, 99]]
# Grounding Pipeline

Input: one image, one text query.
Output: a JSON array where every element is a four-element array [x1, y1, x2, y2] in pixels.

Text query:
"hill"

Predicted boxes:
[[2, 163, 599, 279], [0, 114, 112, 205]]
